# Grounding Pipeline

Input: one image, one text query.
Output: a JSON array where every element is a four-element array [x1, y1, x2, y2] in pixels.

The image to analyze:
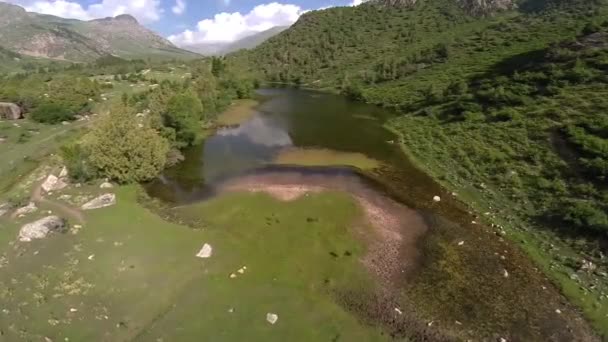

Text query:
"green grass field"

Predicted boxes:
[[0, 187, 387, 341]]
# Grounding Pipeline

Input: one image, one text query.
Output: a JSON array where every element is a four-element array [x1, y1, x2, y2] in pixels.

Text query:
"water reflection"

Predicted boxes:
[[146, 88, 400, 203]]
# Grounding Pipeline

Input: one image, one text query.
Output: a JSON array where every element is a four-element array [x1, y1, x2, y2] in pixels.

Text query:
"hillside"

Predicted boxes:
[[183, 26, 288, 56], [0, 2, 198, 62], [233, 0, 608, 334]]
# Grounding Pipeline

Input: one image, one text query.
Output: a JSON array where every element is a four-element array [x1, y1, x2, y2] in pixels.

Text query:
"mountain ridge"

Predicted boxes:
[[0, 1, 198, 62]]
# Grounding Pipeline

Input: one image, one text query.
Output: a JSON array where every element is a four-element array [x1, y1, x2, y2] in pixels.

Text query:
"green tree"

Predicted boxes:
[[85, 104, 169, 183], [164, 91, 204, 148]]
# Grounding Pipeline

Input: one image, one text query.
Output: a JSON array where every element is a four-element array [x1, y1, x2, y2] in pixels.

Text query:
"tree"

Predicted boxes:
[[164, 91, 204, 148], [85, 104, 169, 183]]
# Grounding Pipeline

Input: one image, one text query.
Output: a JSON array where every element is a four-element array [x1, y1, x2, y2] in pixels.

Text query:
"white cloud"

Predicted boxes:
[[5, 0, 163, 23], [169, 2, 306, 46], [172, 0, 186, 15], [350, 0, 367, 6]]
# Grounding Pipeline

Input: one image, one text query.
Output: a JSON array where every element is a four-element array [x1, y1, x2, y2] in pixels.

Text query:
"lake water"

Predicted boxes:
[[146, 87, 417, 203]]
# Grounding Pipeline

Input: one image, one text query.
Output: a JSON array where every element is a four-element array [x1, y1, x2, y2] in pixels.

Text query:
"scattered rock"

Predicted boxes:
[[15, 202, 37, 216], [81, 194, 116, 210], [0, 102, 22, 120], [433, 195, 441, 202], [228, 308, 234, 313], [88, 254, 95, 260], [555, 309, 562, 314], [196, 243, 213, 258], [99, 182, 114, 189], [579, 259, 597, 273], [41, 175, 67, 193], [237, 267, 245, 274], [0, 203, 8, 217], [59, 167, 68, 178], [458, 241, 465, 246], [229, 273, 237, 279], [69, 308, 78, 313], [394, 307, 403, 315], [503, 269, 509, 278], [266, 313, 278, 325], [18, 216, 66, 242]]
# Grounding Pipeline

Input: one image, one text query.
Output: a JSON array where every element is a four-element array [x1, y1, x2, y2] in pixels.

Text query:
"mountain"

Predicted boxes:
[[222, 26, 289, 54], [182, 26, 288, 56], [0, 2, 198, 62]]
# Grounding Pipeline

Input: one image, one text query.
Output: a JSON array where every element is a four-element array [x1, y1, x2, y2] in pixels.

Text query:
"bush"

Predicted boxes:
[[60, 143, 97, 182], [30, 103, 75, 124], [85, 104, 169, 183], [561, 199, 608, 235]]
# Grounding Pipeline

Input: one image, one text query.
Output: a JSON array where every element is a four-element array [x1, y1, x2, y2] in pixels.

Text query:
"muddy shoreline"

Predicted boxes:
[[153, 164, 599, 341]]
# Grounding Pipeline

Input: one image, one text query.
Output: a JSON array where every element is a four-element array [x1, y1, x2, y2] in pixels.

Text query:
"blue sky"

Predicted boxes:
[[4, 0, 362, 46]]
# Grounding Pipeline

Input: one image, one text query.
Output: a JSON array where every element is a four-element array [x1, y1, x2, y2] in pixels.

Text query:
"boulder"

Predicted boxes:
[[0, 203, 8, 217], [196, 243, 213, 258], [81, 193, 116, 210], [15, 202, 37, 216], [99, 181, 114, 189], [266, 313, 278, 325], [41, 175, 68, 193], [0, 102, 22, 120], [59, 167, 69, 179], [433, 195, 441, 202], [18, 216, 66, 242]]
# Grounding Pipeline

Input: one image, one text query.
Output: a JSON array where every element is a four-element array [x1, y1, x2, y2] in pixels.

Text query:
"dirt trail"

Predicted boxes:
[[30, 177, 85, 224]]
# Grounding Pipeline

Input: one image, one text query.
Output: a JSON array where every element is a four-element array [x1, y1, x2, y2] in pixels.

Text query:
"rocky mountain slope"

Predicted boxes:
[[0, 2, 198, 62]]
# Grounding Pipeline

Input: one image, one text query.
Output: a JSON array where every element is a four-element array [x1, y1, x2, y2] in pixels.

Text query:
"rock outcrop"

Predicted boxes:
[[81, 193, 116, 210], [15, 202, 37, 216], [0, 102, 22, 120], [18, 216, 66, 242], [41, 174, 68, 193]]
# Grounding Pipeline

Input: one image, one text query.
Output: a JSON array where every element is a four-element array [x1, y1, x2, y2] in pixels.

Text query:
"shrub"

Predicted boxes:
[[60, 142, 97, 182], [30, 103, 75, 124], [85, 104, 169, 183], [561, 199, 608, 235]]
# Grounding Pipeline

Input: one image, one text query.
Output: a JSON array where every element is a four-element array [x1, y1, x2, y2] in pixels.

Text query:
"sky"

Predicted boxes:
[[4, 0, 366, 46]]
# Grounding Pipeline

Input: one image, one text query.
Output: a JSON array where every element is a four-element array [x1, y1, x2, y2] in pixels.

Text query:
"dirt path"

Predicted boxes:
[[31, 178, 85, 224]]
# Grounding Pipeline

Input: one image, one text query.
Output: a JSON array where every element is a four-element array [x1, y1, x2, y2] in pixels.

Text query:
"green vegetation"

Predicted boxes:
[[82, 104, 169, 183], [216, 99, 259, 126], [164, 91, 205, 148], [273, 148, 381, 170], [232, 0, 608, 336], [0, 186, 386, 341], [235, 0, 608, 239]]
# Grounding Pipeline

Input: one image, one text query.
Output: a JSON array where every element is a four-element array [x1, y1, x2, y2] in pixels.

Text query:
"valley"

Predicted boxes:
[[0, 0, 607, 340]]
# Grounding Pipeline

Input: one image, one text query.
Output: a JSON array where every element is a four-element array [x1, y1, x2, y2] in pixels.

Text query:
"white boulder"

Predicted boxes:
[[196, 243, 213, 258], [15, 202, 37, 216], [81, 193, 116, 210], [266, 313, 278, 325], [59, 167, 69, 178], [99, 182, 114, 189], [433, 196, 441, 202], [41, 175, 67, 193], [18, 216, 66, 242]]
